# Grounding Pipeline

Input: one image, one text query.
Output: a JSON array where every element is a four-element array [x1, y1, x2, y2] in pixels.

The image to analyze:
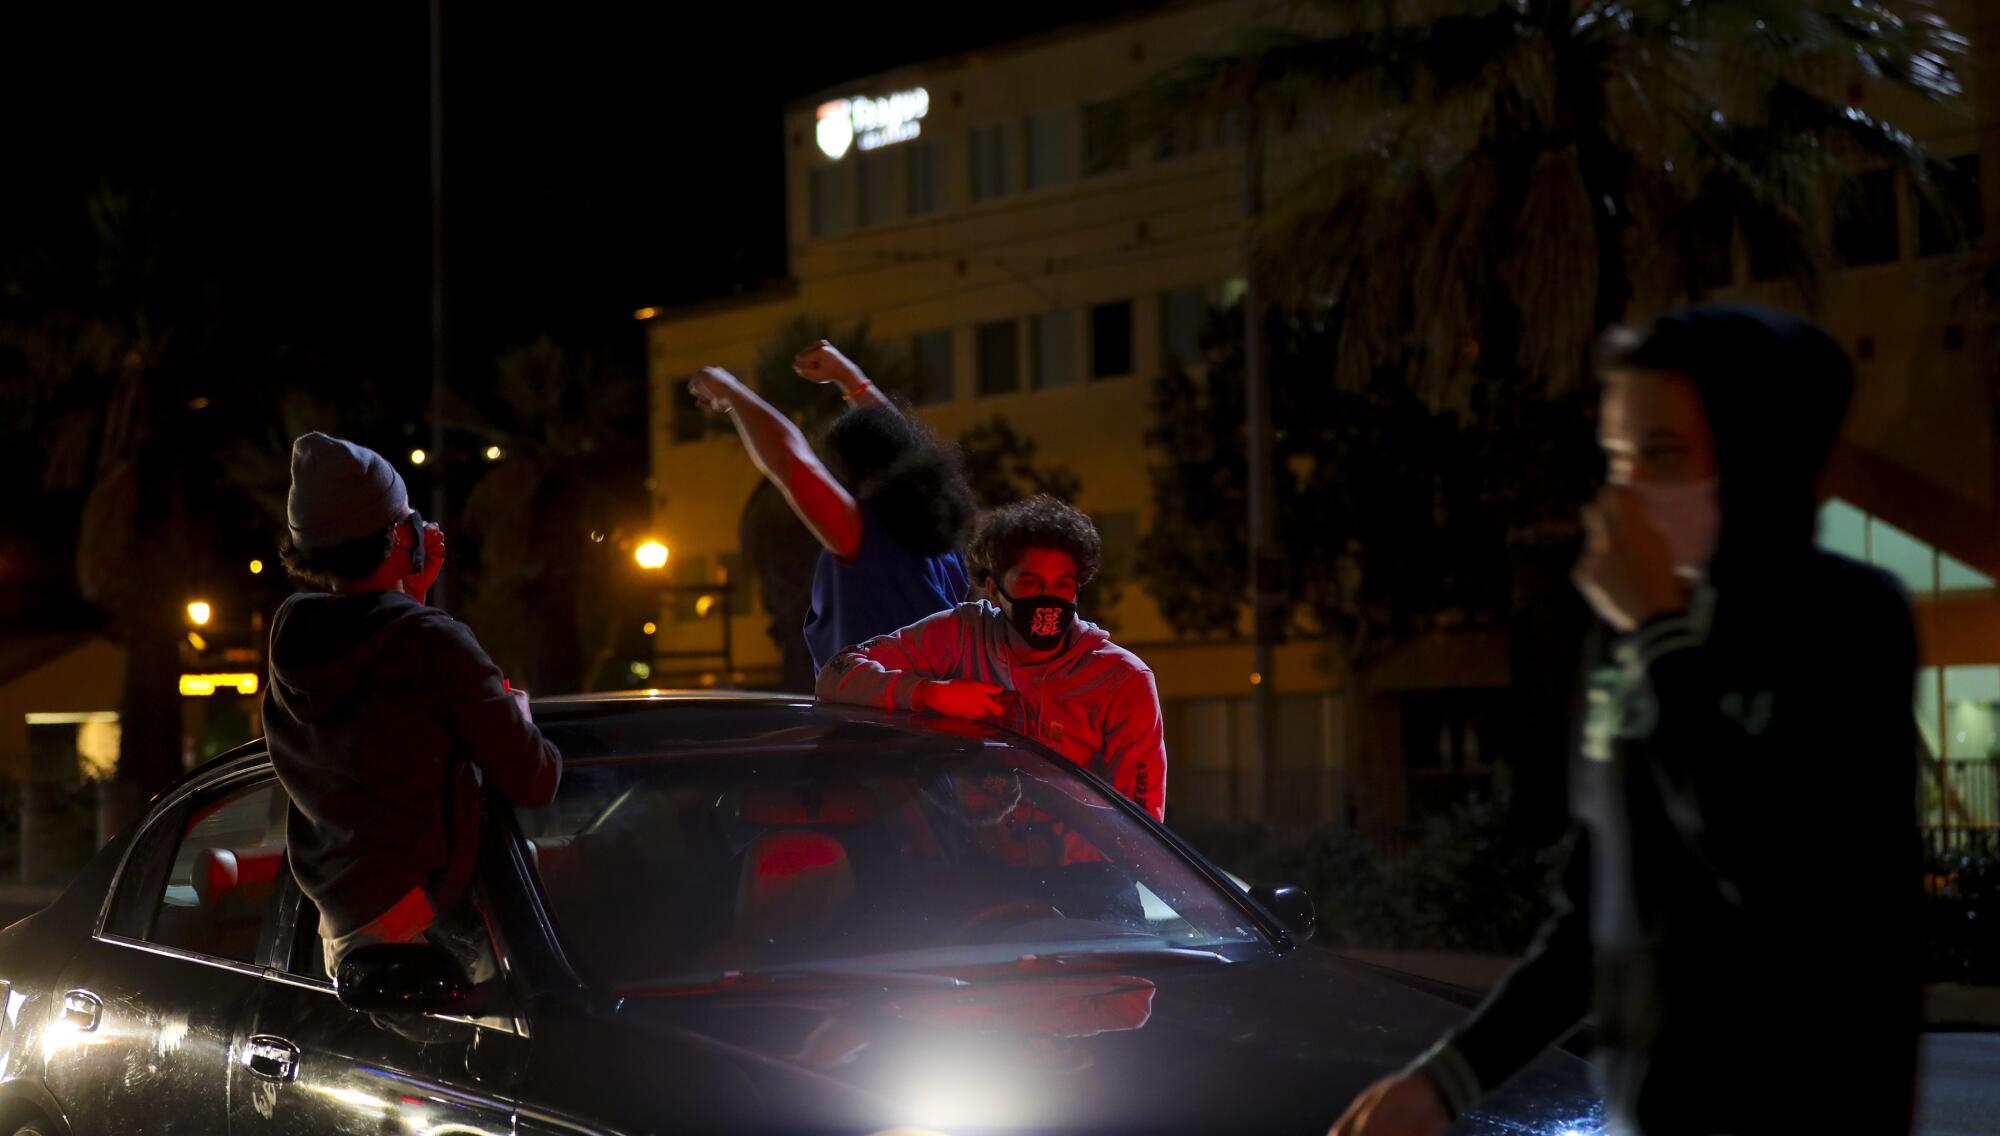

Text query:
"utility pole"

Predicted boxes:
[[1244, 101, 1282, 821], [428, 0, 450, 608]]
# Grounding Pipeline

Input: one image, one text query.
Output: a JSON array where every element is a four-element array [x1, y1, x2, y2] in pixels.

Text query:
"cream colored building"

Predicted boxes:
[[644, 1, 2000, 833], [642, 1, 1347, 825]]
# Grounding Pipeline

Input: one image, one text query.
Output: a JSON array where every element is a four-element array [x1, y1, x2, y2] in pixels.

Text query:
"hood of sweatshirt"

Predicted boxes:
[[267, 590, 431, 725], [1614, 301, 1854, 583]]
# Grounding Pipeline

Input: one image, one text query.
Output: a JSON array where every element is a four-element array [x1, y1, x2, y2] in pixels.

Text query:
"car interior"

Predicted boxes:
[[149, 785, 291, 963], [520, 761, 1168, 988]]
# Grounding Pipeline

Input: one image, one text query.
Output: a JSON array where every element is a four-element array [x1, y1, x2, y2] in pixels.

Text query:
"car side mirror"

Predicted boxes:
[[1248, 884, 1316, 943], [335, 943, 480, 1016]]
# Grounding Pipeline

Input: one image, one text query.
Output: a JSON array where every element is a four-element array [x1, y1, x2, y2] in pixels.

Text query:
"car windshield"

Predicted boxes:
[[516, 703, 1268, 990]]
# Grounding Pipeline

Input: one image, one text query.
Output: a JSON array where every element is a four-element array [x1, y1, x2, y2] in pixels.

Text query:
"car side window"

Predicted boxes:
[[138, 780, 289, 964]]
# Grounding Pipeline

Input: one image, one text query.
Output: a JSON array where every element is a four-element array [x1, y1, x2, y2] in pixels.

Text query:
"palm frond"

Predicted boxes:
[[1500, 146, 1599, 397]]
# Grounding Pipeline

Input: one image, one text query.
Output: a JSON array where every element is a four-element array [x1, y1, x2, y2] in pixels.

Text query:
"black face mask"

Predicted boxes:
[[998, 585, 1076, 651]]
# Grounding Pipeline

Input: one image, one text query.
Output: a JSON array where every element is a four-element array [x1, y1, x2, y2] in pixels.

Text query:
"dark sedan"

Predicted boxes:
[[0, 693, 1603, 1134]]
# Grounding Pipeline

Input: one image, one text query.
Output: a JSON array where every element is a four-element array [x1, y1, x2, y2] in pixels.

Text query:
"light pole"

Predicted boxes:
[[428, 0, 450, 608], [1243, 101, 1282, 822]]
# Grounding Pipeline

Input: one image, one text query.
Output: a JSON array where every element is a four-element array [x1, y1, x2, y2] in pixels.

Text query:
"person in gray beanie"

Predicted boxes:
[[264, 432, 562, 981]]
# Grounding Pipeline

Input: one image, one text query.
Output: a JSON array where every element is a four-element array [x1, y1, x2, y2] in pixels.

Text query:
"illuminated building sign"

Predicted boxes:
[[180, 673, 260, 696], [816, 87, 930, 160]]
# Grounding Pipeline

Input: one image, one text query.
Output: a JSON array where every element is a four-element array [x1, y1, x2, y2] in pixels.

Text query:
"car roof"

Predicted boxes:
[[524, 693, 1034, 764], [195, 693, 1037, 783]]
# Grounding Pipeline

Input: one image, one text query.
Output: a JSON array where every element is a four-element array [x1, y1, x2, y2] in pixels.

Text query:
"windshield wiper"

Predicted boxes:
[[952, 947, 1232, 976], [617, 968, 971, 998]]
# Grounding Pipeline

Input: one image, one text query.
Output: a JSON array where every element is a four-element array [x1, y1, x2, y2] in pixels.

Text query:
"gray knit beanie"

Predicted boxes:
[[286, 432, 410, 549]]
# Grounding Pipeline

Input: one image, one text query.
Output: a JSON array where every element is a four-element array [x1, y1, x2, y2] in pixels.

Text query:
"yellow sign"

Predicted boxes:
[[180, 673, 260, 697]]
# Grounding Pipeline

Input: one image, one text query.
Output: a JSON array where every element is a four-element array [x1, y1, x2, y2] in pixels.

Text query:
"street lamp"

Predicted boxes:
[[484, 445, 503, 461], [186, 601, 213, 627], [248, 559, 265, 575], [634, 540, 669, 570], [410, 449, 428, 465]]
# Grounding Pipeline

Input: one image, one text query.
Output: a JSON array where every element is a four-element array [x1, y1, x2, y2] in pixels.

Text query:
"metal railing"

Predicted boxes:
[[1924, 758, 2000, 855]]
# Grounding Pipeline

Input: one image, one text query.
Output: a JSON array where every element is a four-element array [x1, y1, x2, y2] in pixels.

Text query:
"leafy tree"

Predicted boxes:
[[1140, 303, 1529, 658], [1147, 1, 1966, 410], [957, 416, 1123, 630]]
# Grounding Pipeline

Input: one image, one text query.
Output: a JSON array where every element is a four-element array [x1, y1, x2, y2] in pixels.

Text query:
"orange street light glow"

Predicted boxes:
[[186, 601, 213, 627], [634, 541, 669, 570], [248, 559, 264, 575]]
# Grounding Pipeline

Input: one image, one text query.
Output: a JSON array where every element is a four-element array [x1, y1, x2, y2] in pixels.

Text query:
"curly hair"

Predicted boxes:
[[821, 405, 975, 558], [278, 525, 396, 591], [966, 495, 1102, 587]]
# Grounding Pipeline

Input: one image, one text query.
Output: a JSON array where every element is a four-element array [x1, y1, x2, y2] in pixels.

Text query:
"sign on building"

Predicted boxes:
[[816, 88, 930, 160]]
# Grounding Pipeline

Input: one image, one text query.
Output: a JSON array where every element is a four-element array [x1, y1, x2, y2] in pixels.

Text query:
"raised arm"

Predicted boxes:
[[689, 366, 863, 559], [794, 339, 896, 413]]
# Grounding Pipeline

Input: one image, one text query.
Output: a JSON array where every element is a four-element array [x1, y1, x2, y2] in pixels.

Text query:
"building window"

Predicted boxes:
[[1155, 106, 1198, 161], [673, 381, 707, 443], [1919, 155, 1982, 257], [1834, 169, 1898, 267], [1031, 309, 1078, 389], [1161, 286, 1208, 372], [1817, 497, 1996, 599], [717, 552, 751, 616], [1216, 106, 1248, 147], [810, 166, 852, 238], [1025, 108, 1074, 190], [908, 141, 947, 215], [858, 150, 902, 227], [673, 554, 713, 622], [976, 319, 1021, 396], [911, 330, 954, 404], [1093, 509, 1139, 581], [1083, 100, 1130, 177], [1090, 300, 1133, 379], [970, 125, 1010, 202]]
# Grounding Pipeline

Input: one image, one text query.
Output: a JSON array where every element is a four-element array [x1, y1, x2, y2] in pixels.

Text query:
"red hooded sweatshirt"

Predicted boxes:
[[817, 600, 1166, 821]]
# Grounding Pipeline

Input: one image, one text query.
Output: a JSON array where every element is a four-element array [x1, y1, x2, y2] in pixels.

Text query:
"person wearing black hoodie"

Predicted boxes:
[[264, 432, 562, 978], [1330, 304, 1921, 1136]]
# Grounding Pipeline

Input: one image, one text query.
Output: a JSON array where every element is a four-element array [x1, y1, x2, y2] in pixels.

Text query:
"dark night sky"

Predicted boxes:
[[3, 2, 1156, 388]]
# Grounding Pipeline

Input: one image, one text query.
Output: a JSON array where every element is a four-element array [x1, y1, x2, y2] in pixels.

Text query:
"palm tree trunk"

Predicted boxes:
[[106, 608, 183, 841]]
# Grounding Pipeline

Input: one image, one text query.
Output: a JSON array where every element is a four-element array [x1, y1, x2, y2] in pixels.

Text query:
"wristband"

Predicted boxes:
[[841, 379, 875, 402]]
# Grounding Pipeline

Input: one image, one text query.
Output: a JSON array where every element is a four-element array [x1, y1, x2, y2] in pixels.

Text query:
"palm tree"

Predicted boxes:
[[1140, 0, 1966, 827], [453, 337, 645, 696], [0, 185, 231, 836], [1146, 0, 1966, 409]]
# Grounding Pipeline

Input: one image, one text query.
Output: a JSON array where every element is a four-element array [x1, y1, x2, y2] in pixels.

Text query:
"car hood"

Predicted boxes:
[[611, 947, 1605, 1135]]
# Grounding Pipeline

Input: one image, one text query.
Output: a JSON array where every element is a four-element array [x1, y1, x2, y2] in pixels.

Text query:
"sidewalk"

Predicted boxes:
[[1339, 949, 2000, 1029]]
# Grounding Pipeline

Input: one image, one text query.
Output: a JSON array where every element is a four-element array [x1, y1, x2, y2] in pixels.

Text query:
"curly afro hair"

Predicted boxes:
[[967, 495, 1102, 587], [821, 405, 976, 558], [277, 525, 396, 591]]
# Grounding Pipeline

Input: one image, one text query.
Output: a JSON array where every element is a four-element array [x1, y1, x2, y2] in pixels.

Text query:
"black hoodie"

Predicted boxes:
[[1416, 305, 1922, 1134], [264, 590, 562, 939]]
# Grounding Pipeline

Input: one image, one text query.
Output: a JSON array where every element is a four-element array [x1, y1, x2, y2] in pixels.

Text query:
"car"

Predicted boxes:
[[0, 692, 1605, 1135]]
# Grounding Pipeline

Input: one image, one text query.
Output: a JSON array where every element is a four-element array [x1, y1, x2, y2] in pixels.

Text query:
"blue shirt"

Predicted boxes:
[[804, 502, 970, 673]]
